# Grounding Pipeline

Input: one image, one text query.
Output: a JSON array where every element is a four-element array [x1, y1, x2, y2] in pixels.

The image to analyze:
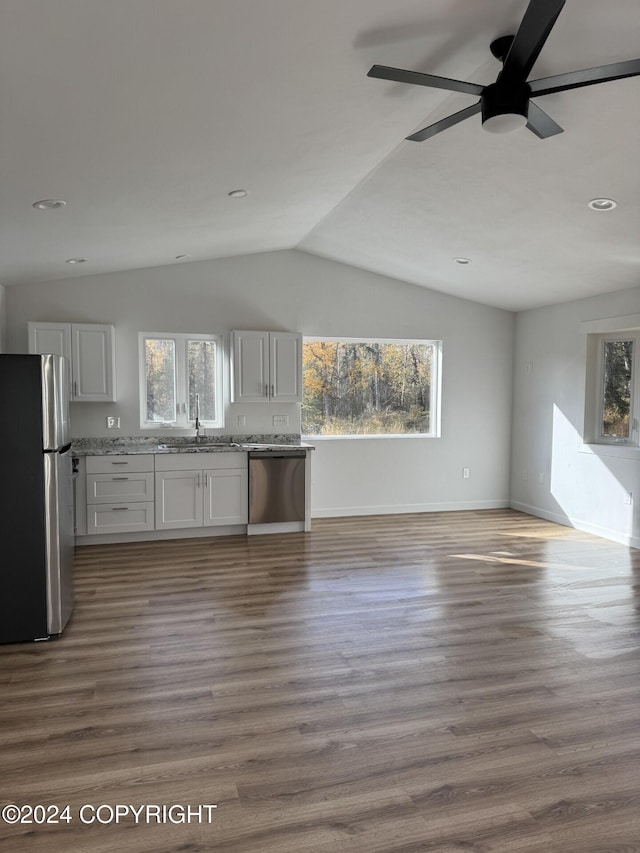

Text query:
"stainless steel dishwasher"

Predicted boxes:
[[248, 451, 306, 523]]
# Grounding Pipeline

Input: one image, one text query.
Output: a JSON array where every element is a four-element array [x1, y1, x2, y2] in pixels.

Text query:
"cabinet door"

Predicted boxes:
[[155, 471, 202, 529], [28, 322, 73, 361], [72, 324, 116, 402], [203, 469, 248, 526], [232, 331, 269, 401], [270, 332, 302, 402]]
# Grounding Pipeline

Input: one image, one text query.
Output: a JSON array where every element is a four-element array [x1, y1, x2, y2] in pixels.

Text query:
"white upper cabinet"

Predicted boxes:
[[28, 321, 116, 402], [232, 330, 302, 403]]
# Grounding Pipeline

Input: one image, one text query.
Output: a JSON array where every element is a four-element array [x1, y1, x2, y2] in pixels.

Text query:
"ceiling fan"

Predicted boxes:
[[368, 0, 640, 140]]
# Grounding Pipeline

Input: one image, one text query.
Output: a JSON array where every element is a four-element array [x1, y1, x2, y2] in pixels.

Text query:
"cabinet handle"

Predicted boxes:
[[112, 506, 129, 511], [197, 473, 201, 487], [271, 384, 274, 397], [111, 476, 129, 480], [265, 384, 268, 397], [206, 472, 210, 488], [73, 381, 78, 397], [111, 461, 129, 465]]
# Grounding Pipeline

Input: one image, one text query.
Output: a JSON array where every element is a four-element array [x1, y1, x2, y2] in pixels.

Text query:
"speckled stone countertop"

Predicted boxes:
[[72, 435, 314, 456]]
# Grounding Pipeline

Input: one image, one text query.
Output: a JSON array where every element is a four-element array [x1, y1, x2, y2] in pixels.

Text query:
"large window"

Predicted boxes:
[[139, 333, 223, 429], [302, 337, 441, 437]]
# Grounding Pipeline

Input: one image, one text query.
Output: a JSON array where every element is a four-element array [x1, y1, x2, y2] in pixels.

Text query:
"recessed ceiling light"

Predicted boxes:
[[33, 199, 67, 210], [65, 257, 87, 264], [175, 254, 191, 260], [588, 198, 617, 211], [228, 189, 248, 198], [453, 257, 471, 265]]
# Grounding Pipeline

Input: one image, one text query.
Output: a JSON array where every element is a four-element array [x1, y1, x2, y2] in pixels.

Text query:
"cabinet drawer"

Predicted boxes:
[[87, 472, 154, 503], [86, 454, 154, 474], [155, 452, 247, 472], [87, 502, 155, 534]]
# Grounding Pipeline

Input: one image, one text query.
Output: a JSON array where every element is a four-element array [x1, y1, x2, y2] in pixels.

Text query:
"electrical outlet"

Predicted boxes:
[[106, 416, 120, 429], [273, 415, 289, 428], [462, 467, 470, 479], [237, 415, 246, 428], [524, 362, 533, 374], [624, 491, 633, 505]]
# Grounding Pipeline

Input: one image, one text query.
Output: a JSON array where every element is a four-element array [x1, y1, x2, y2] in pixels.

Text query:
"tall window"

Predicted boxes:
[[598, 334, 636, 443], [302, 338, 441, 437], [140, 333, 223, 428]]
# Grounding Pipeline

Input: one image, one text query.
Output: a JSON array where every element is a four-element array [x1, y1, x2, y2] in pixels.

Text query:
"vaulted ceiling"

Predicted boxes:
[[0, 0, 638, 310]]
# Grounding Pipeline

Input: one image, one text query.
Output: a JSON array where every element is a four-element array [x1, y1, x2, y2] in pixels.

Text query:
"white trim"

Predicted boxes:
[[509, 500, 640, 550], [302, 336, 441, 438], [580, 313, 640, 334], [312, 499, 508, 518], [75, 524, 246, 546], [595, 332, 638, 446], [578, 442, 640, 461], [139, 331, 224, 430], [304, 433, 439, 441]]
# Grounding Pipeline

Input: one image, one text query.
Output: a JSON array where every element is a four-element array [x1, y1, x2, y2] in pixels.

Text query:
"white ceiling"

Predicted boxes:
[[0, 0, 638, 311]]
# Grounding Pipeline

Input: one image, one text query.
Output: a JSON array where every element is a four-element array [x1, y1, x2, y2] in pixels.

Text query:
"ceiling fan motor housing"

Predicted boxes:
[[481, 83, 530, 133]]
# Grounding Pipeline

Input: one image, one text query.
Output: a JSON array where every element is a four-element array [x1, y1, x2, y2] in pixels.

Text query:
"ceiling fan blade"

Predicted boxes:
[[526, 101, 563, 138], [529, 58, 640, 96], [406, 101, 482, 141], [368, 64, 483, 96], [500, 0, 565, 87]]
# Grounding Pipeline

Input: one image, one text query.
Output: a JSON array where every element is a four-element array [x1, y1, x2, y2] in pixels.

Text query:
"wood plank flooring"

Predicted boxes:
[[1, 509, 639, 852]]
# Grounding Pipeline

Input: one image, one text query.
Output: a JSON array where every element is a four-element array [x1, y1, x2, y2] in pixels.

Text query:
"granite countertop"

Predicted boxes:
[[72, 435, 314, 456]]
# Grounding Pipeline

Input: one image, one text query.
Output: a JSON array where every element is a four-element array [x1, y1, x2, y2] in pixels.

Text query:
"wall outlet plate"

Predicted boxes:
[[273, 415, 289, 427], [106, 416, 120, 429], [237, 415, 246, 428]]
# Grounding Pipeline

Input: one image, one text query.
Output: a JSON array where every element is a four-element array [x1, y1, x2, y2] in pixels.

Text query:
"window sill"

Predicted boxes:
[[302, 433, 438, 441], [578, 442, 640, 461]]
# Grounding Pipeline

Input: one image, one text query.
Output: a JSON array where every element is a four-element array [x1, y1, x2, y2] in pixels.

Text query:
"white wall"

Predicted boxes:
[[6, 249, 514, 517], [511, 284, 640, 547]]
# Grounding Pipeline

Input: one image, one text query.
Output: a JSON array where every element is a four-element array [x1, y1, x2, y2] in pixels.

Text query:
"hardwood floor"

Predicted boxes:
[[1, 509, 640, 852]]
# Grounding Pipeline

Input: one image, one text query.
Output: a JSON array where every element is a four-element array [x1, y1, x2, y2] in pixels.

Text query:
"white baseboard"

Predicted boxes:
[[312, 499, 509, 519], [509, 500, 640, 549], [75, 524, 245, 546]]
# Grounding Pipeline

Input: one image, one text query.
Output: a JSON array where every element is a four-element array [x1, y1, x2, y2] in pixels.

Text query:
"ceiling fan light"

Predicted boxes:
[[482, 112, 528, 134], [481, 83, 529, 134]]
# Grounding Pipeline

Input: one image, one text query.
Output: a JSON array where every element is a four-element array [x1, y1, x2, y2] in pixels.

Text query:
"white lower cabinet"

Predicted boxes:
[[155, 453, 248, 530], [86, 454, 155, 534]]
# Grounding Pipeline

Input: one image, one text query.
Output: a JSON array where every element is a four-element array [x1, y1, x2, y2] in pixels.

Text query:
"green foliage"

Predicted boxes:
[[302, 341, 432, 435], [602, 340, 632, 438]]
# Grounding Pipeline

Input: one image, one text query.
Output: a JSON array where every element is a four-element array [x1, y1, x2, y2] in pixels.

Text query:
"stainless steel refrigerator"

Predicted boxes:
[[0, 354, 75, 643]]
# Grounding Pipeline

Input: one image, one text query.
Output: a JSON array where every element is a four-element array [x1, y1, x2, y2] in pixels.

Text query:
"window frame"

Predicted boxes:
[[595, 331, 638, 446], [301, 335, 442, 439], [138, 331, 224, 430]]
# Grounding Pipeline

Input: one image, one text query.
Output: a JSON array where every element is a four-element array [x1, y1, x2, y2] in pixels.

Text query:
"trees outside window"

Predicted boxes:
[[302, 338, 440, 436], [140, 333, 223, 428], [601, 338, 634, 440]]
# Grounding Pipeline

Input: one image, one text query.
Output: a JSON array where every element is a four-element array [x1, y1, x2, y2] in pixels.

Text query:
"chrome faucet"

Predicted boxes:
[[194, 394, 203, 442]]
